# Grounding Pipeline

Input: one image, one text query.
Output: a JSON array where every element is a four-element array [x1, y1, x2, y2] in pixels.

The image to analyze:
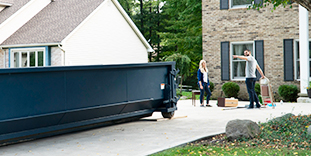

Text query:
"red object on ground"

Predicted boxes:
[[263, 98, 271, 105]]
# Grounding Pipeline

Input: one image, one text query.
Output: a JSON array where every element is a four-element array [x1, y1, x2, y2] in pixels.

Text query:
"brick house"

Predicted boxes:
[[202, 0, 311, 100], [0, 0, 153, 68]]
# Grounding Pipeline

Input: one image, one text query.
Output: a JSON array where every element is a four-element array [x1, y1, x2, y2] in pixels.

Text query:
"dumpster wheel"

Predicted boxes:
[[161, 111, 175, 119]]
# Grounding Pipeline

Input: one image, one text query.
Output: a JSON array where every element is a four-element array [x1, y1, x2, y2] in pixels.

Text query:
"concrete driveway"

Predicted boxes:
[[0, 100, 310, 156]]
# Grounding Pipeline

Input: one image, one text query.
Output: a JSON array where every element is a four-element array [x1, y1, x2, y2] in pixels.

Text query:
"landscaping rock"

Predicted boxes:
[[270, 113, 295, 122], [225, 119, 260, 141]]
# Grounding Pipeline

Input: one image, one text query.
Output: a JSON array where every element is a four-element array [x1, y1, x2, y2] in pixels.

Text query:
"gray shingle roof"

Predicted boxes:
[[0, 0, 31, 24], [1, 0, 105, 46], [0, 0, 14, 4]]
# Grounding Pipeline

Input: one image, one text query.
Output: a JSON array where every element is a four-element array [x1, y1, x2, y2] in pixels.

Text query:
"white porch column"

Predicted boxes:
[[299, 5, 310, 94]]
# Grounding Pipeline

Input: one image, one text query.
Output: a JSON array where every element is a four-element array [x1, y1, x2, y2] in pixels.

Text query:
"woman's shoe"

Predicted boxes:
[[206, 104, 212, 107], [200, 104, 204, 107]]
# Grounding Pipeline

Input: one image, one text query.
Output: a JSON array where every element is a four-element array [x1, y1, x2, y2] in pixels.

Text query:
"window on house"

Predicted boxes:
[[11, 48, 45, 68], [295, 41, 311, 80], [231, 41, 254, 80], [230, 0, 252, 9]]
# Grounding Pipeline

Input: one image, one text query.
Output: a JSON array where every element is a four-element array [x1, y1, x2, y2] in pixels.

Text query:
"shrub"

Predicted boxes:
[[258, 94, 263, 104], [255, 83, 261, 95], [278, 85, 299, 102], [221, 82, 240, 98], [210, 81, 214, 93]]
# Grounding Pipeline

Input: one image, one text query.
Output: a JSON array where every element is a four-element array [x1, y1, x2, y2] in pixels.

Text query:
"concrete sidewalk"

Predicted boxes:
[[0, 100, 310, 156]]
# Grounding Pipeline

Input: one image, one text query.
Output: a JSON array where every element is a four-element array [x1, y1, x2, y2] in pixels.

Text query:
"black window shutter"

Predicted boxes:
[[221, 41, 230, 80], [283, 39, 294, 81], [220, 0, 229, 10], [254, 0, 263, 6], [255, 40, 264, 80]]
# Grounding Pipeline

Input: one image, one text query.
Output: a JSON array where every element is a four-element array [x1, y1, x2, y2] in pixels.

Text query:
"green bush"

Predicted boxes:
[[255, 83, 261, 95], [258, 94, 263, 104], [278, 85, 299, 102], [221, 82, 240, 98], [210, 81, 214, 93]]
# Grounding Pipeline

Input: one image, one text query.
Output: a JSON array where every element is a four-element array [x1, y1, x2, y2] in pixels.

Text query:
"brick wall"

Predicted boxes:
[[202, 0, 307, 100]]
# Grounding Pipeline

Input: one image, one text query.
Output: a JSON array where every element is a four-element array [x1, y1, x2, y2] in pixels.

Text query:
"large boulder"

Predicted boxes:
[[226, 119, 260, 141]]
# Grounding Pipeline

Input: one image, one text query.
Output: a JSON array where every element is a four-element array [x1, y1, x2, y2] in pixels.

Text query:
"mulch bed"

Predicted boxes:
[[189, 133, 227, 146]]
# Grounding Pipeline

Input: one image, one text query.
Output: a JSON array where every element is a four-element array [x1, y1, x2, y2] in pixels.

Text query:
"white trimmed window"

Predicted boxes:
[[230, 41, 254, 80], [230, 0, 252, 9], [10, 48, 45, 68], [294, 40, 311, 80]]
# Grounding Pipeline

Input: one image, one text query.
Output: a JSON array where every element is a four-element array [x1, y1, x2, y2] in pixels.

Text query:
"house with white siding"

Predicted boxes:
[[0, 0, 153, 68]]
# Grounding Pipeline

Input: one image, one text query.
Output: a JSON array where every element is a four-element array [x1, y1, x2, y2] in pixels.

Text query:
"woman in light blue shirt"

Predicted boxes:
[[197, 60, 212, 107]]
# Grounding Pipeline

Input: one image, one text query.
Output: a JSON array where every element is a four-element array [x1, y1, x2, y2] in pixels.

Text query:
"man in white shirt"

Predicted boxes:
[[233, 49, 265, 109]]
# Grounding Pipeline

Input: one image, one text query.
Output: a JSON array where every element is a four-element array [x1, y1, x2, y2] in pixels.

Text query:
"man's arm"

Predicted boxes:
[[232, 55, 248, 61], [256, 64, 265, 78]]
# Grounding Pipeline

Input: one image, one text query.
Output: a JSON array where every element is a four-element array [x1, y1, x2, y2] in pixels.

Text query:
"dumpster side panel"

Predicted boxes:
[[65, 69, 127, 109], [0, 72, 66, 120], [121, 66, 169, 114], [127, 67, 168, 101]]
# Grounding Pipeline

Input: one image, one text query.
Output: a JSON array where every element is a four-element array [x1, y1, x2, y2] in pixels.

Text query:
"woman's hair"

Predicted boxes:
[[199, 60, 208, 73]]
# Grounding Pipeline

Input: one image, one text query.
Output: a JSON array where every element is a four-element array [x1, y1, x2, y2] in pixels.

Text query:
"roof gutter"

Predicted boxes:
[[0, 43, 60, 48]]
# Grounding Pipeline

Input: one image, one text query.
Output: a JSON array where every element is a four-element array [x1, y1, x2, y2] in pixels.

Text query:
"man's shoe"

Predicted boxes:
[[247, 107, 254, 109], [255, 105, 261, 109], [206, 104, 212, 107]]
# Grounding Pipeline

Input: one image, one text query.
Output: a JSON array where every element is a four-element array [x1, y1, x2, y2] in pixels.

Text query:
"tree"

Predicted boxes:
[[251, 0, 311, 11], [165, 53, 191, 92], [118, 0, 202, 88], [160, 0, 202, 88]]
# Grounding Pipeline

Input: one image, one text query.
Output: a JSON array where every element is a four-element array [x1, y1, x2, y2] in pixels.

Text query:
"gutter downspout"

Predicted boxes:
[[0, 47, 4, 68], [58, 43, 65, 66]]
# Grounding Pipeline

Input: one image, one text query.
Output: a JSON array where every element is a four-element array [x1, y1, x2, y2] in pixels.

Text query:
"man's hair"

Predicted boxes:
[[244, 49, 251, 53]]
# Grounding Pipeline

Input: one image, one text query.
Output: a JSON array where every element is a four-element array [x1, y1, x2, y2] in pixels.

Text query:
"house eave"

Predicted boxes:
[[0, 43, 60, 48]]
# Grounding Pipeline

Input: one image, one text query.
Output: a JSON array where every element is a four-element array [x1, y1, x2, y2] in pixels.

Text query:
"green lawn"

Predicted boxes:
[[179, 91, 215, 100], [179, 91, 199, 100], [152, 114, 311, 156], [152, 144, 311, 156]]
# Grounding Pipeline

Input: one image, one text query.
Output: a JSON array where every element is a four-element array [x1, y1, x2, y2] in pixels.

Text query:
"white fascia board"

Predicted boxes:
[[0, 0, 51, 44], [0, 43, 59, 48], [111, 0, 154, 52]]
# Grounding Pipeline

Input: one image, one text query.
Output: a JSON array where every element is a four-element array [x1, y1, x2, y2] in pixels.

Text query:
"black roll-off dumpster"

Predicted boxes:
[[0, 62, 178, 144]]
